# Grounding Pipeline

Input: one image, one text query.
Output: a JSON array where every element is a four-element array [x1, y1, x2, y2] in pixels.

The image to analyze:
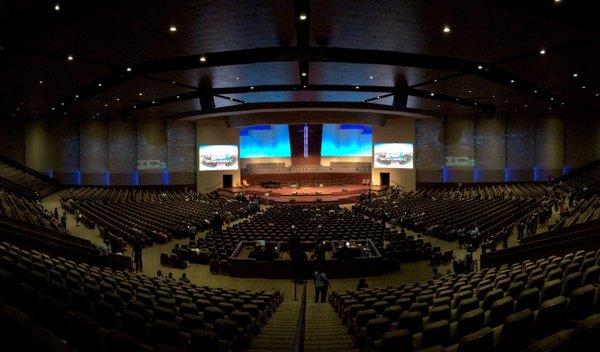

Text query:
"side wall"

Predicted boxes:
[[0, 114, 196, 185], [415, 109, 599, 183]]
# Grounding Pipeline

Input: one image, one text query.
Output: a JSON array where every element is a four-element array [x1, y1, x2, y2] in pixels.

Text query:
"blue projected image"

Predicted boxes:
[[321, 124, 372, 157], [239, 124, 292, 158]]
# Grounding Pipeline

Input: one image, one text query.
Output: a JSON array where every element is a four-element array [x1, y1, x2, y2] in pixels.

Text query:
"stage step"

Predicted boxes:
[[304, 301, 357, 352], [247, 300, 300, 351]]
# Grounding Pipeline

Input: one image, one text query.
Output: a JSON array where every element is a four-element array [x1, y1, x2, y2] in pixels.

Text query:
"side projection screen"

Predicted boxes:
[[198, 145, 239, 171], [373, 143, 414, 169]]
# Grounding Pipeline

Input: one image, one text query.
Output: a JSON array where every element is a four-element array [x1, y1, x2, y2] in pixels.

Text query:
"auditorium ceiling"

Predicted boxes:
[[0, 0, 598, 120]]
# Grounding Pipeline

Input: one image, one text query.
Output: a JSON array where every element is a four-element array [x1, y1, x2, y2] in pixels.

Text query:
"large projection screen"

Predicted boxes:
[[198, 145, 239, 171], [373, 143, 414, 169], [239, 124, 291, 158]]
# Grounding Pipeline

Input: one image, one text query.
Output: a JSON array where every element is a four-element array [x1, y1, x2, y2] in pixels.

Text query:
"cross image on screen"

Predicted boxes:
[[373, 143, 414, 169], [198, 145, 239, 171]]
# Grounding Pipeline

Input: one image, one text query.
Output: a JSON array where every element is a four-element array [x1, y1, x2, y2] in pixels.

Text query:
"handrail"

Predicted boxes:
[[292, 284, 307, 352]]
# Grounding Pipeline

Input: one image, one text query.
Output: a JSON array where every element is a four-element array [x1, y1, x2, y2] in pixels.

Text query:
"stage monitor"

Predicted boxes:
[[198, 145, 239, 171], [239, 124, 291, 158], [373, 143, 414, 169], [321, 124, 372, 157]]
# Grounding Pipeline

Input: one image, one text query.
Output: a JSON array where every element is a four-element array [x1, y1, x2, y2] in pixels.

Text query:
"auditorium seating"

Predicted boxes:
[[555, 160, 600, 196], [0, 242, 282, 352], [329, 246, 600, 351], [198, 204, 432, 263], [61, 187, 251, 247], [1, 187, 65, 233], [0, 155, 60, 198], [549, 194, 600, 232], [355, 184, 545, 242]]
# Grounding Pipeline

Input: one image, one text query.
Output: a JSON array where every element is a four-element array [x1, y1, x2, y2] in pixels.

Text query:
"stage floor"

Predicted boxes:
[[220, 184, 381, 203]]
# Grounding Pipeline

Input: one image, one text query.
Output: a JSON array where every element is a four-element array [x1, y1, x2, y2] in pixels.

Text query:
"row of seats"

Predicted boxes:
[[0, 157, 59, 198], [198, 204, 432, 263], [0, 242, 282, 352], [330, 247, 600, 351], [62, 187, 251, 246], [355, 192, 540, 243], [1, 187, 66, 233], [555, 160, 600, 196]]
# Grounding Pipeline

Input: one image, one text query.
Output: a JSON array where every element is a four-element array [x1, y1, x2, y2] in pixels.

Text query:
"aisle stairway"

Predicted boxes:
[[304, 301, 356, 352], [247, 300, 300, 351]]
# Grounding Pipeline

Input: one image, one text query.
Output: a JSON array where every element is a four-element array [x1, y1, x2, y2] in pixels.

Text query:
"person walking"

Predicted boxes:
[[60, 212, 68, 229], [132, 240, 143, 272], [313, 267, 330, 303]]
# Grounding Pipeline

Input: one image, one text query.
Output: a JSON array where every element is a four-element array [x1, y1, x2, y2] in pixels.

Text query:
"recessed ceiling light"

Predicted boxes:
[[51, 107, 55, 111], [534, 90, 538, 93], [550, 97, 554, 101], [299, 13, 307, 21], [434, 79, 438, 82], [301, 72, 307, 77], [468, 90, 472, 93], [61, 102, 64, 106], [169, 25, 177, 32], [75, 94, 79, 98], [199, 56, 206, 62], [430, 92, 435, 96], [172, 81, 176, 84], [572, 73, 578, 77], [443, 25, 451, 33], [510, 79, 515, 83], [524, 104, 528, 107], [474, 102, 478, 106], [581, 85, 586, 89], [176, 95, 180, 99], [67, 55, 74, 61], [39, 80, 43, 84], [98, 83, 102, 87], [104, 104, 108, 107], [152, 101, 155, 104], [116, 98, 120, 101], [235, 77, 240, 80], [539, 48, 546, 55], [369, 76, 374, 80], [138, 92, 143, 96], [54, 4, 60, 11], [303, 85, 307, 88], [554, 0, 561, 3], [595, 93, 599, 97], [477, 65, 483, 70], [126, 67, 132, 72]]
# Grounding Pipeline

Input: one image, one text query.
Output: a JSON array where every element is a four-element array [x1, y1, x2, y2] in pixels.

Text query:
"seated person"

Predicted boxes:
[[357, 278, 369, 291], [248, 245, 264, 260], [262, 242, 278, 261]]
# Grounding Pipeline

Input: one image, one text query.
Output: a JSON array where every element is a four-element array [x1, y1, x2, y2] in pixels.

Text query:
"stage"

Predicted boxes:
[[219, 184, 384, 203]]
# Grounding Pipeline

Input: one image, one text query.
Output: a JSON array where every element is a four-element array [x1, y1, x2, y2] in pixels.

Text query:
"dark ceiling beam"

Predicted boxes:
[[69, 46, 560, 110], [129, 84, 492, 112], [294, 0, 311, 86], [168, 101, 429, 120]]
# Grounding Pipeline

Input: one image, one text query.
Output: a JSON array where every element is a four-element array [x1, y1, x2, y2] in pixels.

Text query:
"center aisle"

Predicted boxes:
[[247, 300, 300, 351], [304, 300, 356, 352]]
